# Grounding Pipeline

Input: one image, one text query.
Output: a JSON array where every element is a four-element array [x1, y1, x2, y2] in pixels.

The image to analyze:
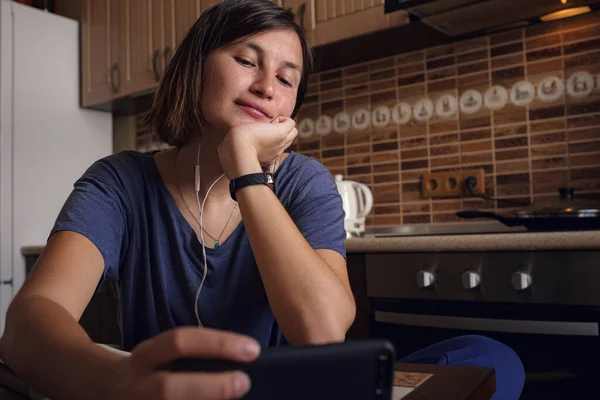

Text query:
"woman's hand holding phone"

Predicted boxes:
[[110, 327, 260, 400]]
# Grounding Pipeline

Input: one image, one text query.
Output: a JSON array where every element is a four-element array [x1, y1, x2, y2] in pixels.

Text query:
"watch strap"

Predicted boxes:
[[229, 173, 274, 201]]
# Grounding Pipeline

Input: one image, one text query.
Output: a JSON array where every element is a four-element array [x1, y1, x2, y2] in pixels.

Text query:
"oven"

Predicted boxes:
[[366, 251, 600, 399]]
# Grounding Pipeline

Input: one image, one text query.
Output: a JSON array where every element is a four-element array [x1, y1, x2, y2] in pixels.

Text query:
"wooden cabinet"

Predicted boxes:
[[118, 0, 157, 96], [81, 0, 225, 107], [278, 0, 310, 34], [81, 0, 121, 107], [80, 0, 406, 108], [277, 1, 407, 47], [81, 0, 155, 107], [308, 0, 407, 47], [165, 0, 199, 54], [152, 0, 200, 85], [152, 0, 169, 78]]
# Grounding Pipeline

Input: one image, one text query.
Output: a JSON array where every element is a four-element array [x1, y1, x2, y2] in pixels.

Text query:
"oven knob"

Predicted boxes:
[[511, 271, 532, 291], [461, 271, 481, 290], [417, 271, 435, 288]]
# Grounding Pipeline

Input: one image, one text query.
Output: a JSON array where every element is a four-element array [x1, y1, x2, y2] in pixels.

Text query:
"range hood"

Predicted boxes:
[[385, 0, 600, 36]]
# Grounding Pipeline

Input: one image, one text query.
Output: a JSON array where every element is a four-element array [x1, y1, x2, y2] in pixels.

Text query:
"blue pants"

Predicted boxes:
[[399, 335, 525, 400]]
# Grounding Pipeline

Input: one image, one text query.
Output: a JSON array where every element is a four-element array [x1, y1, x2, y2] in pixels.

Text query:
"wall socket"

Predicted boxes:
[[421, 168, 485, 198]]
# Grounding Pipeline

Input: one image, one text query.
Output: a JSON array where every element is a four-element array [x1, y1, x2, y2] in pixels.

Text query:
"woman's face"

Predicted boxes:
[[200, 28, 303, 132]]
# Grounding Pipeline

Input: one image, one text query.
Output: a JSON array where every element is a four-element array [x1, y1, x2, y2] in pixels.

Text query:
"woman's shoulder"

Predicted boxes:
[[276, 152, 338, 198], [83, 150, 157, 182], [279, 151, 330, 177], [91, 150, 155, 169]]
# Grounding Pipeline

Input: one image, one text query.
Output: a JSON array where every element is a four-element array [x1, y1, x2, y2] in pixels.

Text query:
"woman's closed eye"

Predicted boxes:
[[277, 77, 292, 87], [235, 57, 255, 67], [236, 57, 294, 88]]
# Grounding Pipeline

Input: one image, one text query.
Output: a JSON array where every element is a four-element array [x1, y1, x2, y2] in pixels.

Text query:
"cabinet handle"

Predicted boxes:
[[297, 3, 307, 31], [152, 49, 160, 81], [287, 3, 307, 30], [164, 46, 172, 68], [110, 63, 120, 93]]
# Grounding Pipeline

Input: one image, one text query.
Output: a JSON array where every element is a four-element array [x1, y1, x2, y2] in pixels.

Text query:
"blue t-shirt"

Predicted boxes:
[[50, 150, 346, 351]]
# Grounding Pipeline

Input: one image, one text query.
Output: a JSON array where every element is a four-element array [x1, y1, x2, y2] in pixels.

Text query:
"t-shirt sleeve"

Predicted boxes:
[[50, 157, 130, 288], [285, 162, 347, 259]]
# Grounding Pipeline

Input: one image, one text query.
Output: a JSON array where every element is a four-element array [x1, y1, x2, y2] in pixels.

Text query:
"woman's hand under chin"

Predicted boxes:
[[218, 116, 298, 180]]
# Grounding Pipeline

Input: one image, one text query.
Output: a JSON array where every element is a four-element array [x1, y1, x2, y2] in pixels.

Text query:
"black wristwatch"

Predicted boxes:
[[229, 172, 274, 201]]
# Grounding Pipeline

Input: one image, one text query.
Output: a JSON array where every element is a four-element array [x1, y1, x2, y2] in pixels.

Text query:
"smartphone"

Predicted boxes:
[[170, 339, 396, 400]]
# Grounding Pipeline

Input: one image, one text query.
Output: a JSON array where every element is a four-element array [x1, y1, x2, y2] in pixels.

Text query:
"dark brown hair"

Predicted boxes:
[[144, 0, 314, 147]]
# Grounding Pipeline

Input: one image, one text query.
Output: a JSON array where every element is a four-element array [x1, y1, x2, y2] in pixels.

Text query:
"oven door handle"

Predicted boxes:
[[374, 311, 599, 336]]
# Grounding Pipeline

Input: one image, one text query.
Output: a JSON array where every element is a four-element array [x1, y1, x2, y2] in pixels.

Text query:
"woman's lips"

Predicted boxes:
[[236, 102, 270, 119]]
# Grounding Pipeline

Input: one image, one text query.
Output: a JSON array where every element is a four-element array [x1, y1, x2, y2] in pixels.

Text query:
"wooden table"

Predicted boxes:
[[0, 363, 496, 400], [394, 363, 496, 400]]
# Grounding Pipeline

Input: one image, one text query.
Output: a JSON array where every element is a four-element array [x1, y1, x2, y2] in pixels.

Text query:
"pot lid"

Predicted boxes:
[[515, 188, 600, 219]]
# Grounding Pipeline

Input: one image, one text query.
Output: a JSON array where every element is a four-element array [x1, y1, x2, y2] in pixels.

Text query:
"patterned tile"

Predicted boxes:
[[526, 33, 562, 50], [527, 46, 561, 62], [564, 38, 600, 55], [491, 42, 523, 57], [427, 56, 456, 70], [374, 173, 400, 184], [455, 37, 488, 53], [403, 202, 431, 213], [150, 22, 600, 227], [491, 54, 524, 69], [426, 44, 455, 60], [491, 30, 522, 46], [403, 214, 432, 224], [397, 74, 425, 87], [431, 155, 461, 168], [563, 24, 600, 43], [457, 49, 489, 64]]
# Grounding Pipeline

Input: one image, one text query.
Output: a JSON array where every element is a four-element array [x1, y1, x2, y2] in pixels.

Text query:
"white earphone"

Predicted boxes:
[[193, 140, 225, 327]]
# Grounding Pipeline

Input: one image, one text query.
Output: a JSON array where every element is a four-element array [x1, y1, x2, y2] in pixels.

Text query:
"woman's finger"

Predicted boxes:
[[149, 371, 251, 400], [130, 327, 260, 372], [282, 129, 297, 149], [287, 127, 298, 142], [264, 117, 295, 133]]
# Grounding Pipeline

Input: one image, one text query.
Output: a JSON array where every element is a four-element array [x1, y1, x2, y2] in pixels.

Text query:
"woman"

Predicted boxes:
[[1, 1, 524, 399], [2, 1, 354, 399]]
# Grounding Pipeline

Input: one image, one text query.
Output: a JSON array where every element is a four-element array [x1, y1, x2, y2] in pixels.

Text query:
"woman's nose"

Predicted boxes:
[[250, 74, 275, 99]]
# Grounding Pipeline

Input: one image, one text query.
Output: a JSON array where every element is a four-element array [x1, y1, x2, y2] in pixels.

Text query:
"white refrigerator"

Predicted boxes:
[[0, 0, 113, 334]]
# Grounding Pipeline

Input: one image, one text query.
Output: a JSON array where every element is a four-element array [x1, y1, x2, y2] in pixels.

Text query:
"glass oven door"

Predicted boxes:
[[370, 299, 600, 400]]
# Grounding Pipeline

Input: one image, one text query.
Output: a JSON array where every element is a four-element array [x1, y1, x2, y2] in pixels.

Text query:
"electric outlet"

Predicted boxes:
[[421, 168, 485, 198]]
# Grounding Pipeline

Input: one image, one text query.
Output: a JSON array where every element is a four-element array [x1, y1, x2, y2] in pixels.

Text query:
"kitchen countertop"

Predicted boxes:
[[21, 246, 45, 256], [23, 229, 600, 257], [346, 229, 600, 253]]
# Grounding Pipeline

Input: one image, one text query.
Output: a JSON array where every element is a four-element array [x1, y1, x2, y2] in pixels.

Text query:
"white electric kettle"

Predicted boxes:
[[334, 174, 373, 237]]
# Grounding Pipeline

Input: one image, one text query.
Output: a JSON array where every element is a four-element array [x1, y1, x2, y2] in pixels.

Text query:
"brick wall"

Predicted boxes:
[[289, 13, 600, 226]]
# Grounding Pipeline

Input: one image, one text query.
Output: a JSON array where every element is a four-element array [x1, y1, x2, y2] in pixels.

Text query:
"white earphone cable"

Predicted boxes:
[[193, 141, 226, 327]]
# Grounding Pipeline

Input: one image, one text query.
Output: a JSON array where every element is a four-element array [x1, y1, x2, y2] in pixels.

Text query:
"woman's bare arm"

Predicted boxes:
[[0, 231, 125, 400]]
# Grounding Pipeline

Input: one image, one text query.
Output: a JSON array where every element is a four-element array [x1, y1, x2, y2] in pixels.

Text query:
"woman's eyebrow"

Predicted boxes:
[[244, 41, 301, 72]]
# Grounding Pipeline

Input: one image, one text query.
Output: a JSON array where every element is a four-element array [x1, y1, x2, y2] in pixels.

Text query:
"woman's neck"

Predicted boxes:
[[173, 133, 231, 203]]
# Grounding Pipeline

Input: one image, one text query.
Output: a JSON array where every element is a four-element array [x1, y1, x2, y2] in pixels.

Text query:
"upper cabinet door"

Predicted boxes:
[[152, 0, 167, 81], [281, 0, 311, 34], [81, 0, 121, 107], [166, 0, 202, 49], [118, 0, 157, 96], [307, 0, 405, 47], [162, 0, 222, 66], [201, 0, 223, 8]]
